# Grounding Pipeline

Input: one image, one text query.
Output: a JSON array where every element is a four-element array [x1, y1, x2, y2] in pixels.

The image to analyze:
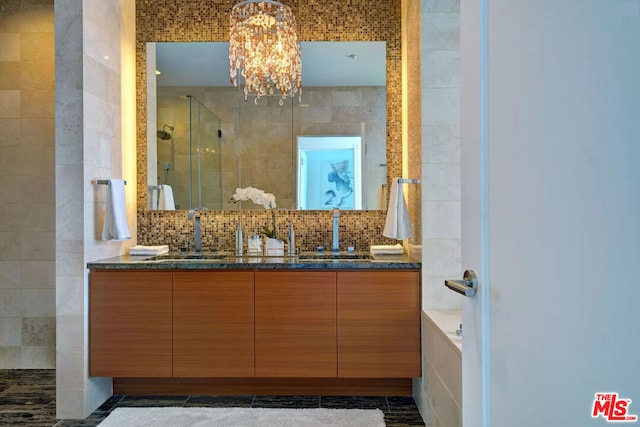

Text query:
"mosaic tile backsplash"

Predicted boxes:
[[138, 209, 398, 253]]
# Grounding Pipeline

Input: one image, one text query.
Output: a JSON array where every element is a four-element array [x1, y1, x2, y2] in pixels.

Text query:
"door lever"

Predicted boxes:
[[445, 269, 478, 297]]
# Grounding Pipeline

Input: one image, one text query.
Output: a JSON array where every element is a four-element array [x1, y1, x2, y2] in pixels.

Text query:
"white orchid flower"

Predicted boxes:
[[229, 186, 280, 240]]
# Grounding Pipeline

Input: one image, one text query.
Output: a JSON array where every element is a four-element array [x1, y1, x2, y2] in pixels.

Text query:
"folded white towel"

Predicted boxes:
[[158, 184, 175, 210], [383, 177, 414, 240], [101, 179, 131, 241], [370, 244, 404, 255], [129, 245, 170, 256]]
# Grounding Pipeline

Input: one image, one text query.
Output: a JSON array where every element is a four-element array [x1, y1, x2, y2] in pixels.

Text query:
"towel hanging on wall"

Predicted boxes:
[[158, 184, 175, 210], [101, 179, 131, 241], [383, 177, 414, 240]]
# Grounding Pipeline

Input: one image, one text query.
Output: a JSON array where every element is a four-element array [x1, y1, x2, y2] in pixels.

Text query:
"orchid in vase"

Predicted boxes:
[[230, 187, 283, 242]]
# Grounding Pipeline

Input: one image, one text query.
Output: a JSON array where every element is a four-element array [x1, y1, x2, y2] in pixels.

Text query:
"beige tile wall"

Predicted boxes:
[[0, 0, 55, 369], [405, 0, 423, 250], [55, 0, 136, 419], [421, 0, 462, 310], [413, 0, 462, 423]]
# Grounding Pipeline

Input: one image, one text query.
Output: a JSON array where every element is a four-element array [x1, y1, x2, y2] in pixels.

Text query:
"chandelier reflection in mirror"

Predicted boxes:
[[229, 0, 302, 105]]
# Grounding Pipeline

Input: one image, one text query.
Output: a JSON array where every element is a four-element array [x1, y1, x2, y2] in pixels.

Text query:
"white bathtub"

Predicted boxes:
[[417, 310, 462, 427]]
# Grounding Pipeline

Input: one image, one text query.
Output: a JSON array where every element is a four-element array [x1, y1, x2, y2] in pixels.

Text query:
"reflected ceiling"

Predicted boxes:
[[156, 41, 386, 87]]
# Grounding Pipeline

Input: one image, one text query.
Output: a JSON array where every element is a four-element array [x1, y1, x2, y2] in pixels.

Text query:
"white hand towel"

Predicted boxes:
[[370, 244, 404, 255], [158, 184, 175, 210], [101, 179, 131, 241], [383, 177, 413, 240], [129, 245, 170, 256]]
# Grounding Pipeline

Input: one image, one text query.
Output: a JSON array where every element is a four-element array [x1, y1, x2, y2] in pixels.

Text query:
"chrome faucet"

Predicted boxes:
[[332, 208, 340, 253], [187, 209, 202, 253]]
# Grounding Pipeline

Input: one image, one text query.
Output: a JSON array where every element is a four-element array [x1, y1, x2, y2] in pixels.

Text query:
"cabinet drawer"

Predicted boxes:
[[255, 271, 337, 377], [173, 271, 255, 377], [89, 271, 173, 377], [337, 271, 421, 378]]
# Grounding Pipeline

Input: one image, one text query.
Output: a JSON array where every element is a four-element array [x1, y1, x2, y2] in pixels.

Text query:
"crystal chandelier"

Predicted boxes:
[[229, 0, 302, 105]]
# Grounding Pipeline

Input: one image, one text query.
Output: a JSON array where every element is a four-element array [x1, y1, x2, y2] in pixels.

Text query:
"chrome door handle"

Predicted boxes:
[[445, 269, 478, 297]]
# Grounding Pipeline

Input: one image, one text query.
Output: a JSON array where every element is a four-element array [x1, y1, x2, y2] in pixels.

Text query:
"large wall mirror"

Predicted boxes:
[[147, 41, 387, 211]]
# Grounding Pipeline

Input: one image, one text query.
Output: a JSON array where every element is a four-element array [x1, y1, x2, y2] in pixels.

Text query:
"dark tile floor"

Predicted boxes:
[[0, 370, 427, 426]]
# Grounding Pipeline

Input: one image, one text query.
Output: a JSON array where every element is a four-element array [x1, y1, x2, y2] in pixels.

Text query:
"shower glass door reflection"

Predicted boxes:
[[156, 93, 222, 210], [189, 95, 222, 210]]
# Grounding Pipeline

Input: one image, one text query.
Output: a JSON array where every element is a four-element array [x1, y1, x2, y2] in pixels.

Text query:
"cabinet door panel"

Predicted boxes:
[[89, 271, 173, 377], [173, 271, 255, 377], [255, 271, 337, 377], [337, 271, 421, 378]]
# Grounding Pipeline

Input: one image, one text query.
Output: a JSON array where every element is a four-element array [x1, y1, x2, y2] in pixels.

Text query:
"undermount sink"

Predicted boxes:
[[148, 252, 228, 261], [144, 251, 375, 263], [297, 252, 374, 261]]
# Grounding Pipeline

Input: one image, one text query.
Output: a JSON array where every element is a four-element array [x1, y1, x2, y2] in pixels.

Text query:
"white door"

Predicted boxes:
[[460, 1, 640, 427]]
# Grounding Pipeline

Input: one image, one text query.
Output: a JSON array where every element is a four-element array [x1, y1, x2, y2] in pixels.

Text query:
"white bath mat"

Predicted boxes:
[[97, 407, 386, 427]]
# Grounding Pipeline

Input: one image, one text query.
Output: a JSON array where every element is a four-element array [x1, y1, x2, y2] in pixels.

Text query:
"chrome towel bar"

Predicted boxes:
[[97, 180, 127, 185]]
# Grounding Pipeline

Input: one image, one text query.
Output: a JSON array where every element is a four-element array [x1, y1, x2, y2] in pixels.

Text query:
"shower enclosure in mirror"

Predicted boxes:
[[147, 41, 386, 210], [152, 94, 222, 210]]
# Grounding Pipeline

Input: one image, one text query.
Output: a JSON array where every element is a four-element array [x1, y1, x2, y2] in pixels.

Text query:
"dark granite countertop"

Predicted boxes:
[[87, 251, 421, 270]]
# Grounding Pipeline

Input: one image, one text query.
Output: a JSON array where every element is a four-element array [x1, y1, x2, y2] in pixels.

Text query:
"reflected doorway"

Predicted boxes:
[[296, 135, 363, 210]]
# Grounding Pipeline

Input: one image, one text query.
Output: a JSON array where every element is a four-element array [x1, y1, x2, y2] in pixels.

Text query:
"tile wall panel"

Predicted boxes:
[[0, 0, 55, 369], [137, 208, 397, 252], [421, 1, 461, 310], [55, 0, 136, 418], [405, 0, 423, 249]]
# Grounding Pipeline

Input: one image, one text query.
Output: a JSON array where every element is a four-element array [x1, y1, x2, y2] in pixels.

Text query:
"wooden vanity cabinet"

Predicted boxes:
[[90, 268, 420, 388], [255, 271, 337, 377], [89, 270, 173, 377], [173, 271, 255, 377], [337, 271, 421, 378]]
